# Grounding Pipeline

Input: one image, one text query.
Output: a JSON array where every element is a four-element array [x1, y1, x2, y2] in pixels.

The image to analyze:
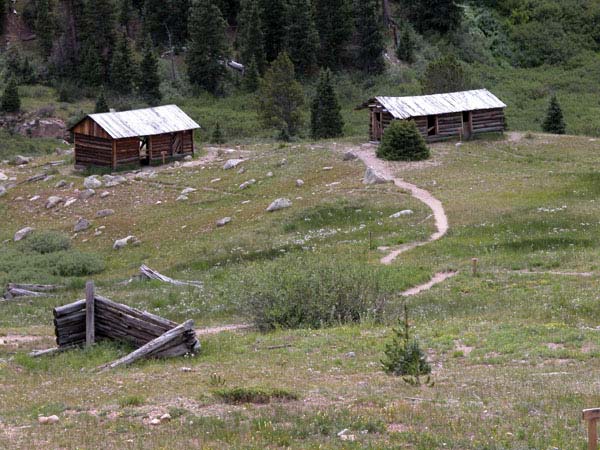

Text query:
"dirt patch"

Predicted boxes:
[[196, 324, 252, 336]]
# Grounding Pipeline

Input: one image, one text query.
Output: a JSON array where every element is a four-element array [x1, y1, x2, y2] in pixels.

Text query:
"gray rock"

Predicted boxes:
[[239, 179, 256, 190], [96, 209, 115, 218], [0, 172, 7, 181], [266, 198, 292, 212], [83, 176, 102, 189], [345, 352, 356, 358], [323, 166, 333, 171], [113, 235, 138, 250], [184, 155, 193, 161], [181, 187, 197, 195], [14, 155, 32, 165], [176, 195, 188, 201], [64, 197, 77, 207], [389, 210, 413, 218], [296, 179, 304, 187], [343, 151, 358, 161], [100, 191, 110, 198], [103, 174, 127, 187], [45, 196, 64, 209], [55, 180, 67, 188], [278, 158, 287, 167], [363, 167, 389, 185], [0, 185, 6, 197], [30, 195, 41, 202], [79, 189, 95, 200], [266, 171, 273, 177], [223, 159, 244, 170], [74, 218, 91, 232], [14, 227, 34, 242], [216, 217, 232, 227]]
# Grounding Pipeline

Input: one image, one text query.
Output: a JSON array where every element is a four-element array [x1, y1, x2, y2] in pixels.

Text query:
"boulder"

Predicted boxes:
[[79, 189, 95, 200], [0, 185, 6, 197], [45, 196, 64, 209], [74, 218, 91, 232], [363, 167, 389, 185], [0, 172, 7, 181], [266, 198, 292, 212], [181, 187, 197, 195], [296, 179, 304, 187], [84, 176, 102, 189], [389, 210, 413, 218], [96, 209, 115, 218], [216, 217, 232, 227], [55, 180, 67, 188], [323, 166, 333, 171], [343, 151, 358, 161], [14, 155, 32, 165], [113, 235, 139, 250], [100, 191, 110, 198], [223, 159, 244, 170], [14, 227, 34, 242], [239, 179, 256, 190], [184, 155, 193, 161], [29, 195, 41, 202], [16, 118, 67, 139]]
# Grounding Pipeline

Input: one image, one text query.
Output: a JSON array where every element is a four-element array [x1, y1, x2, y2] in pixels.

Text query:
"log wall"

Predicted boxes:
[[72, 117, 112, 139], [74, 133, 113, 167], [149, 131, 194, 161], [115, 137, 140, 166], [471, 108, 505, 133]]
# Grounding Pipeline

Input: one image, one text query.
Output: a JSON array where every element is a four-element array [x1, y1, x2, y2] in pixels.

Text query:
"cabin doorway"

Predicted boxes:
[[170, 132, 183, 156], [371, 111, 383, 141], [139, 136, 150, 165], [462, 111, 472, 139], [427, 115, 438, 136]]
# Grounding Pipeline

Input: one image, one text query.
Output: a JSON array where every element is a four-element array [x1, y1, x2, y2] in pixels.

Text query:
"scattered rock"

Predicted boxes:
[[210, 178, 221, 183], [149, 418, 161, 426], [266, 171, 273, 177], [64, 197, 77, 207], [455, 142, 463, 147], [0, 172, 7, 181], [14, 227, 34, 242], [296, 179, 304, 187], [0, 185, 6, 197], [223, 159, 244, 170], [55, 180, 67, 188], [180, 367, 192, 372], [84, 176, 102, 189], [266, 198, 292, 212], [323, 166, 333, 171], [30, 195, 41, 202], [45, 196, 64, 209], [176, 195, 188, 202], [38, 415, 59, 424], [278, 158, 287, 167], [184, 155, 193, 161], [239, 179, 256, 190], [241, 200, 251, 205], [113, 235, 139, 250], [343, 151, 357, 161], [389, 210, 413, 218], [16, 117, 66, 139], [79, 189, 95, 200], [237, 167, 246, 174], [14, 155, 32, 165], [181, 187, 197, 195], [345, 352, 356, 358], [363, 167, 389, 185], [96, 209, 115, 218], [160, 413, 171, 422], [216, 217, 231, 227], [103, 174, 127, 187], [74, 218, 91, 232], [100, 191, 110, 198]]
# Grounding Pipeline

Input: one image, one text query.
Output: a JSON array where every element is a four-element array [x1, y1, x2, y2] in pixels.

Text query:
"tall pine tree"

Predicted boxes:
[[79, 39, 103, 86], [238, 0, 266, 74], [110, 33, 136, 94], [542, 95, 566, 134], [310, 69, 344, 139], [258, 0, 287, 63], [138, 38, 162, 105], [286, 0, 320, 78], [396, 25, 416, 64], [1, 78, 21, 113], [94, 90, 109, 113], [35, 0, 55, 57], [243, 57, 260, 92], [313, 0, 353, 69], [186, 0, 229, 94], [354, 0, 385, 74]]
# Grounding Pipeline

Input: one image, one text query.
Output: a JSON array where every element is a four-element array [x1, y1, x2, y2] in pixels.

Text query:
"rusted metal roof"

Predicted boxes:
[[86, 105, 200, 139], [370, 89, 506, 119]]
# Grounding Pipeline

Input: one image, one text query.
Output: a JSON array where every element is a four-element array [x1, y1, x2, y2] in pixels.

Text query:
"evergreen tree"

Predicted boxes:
[[143, 0, 190, 46], [79, 39, 103, 86], [36, 0, 55, 57], [186, 0, 229, 94], [313, 0, 353, 69], [542, 94, 566, 134], [243, 57, 260, 92], [238, 0, 266, 74], [119, 0, 133, 35], [258, 0, 287, 63], [1, 78, 21, 113], [110, 34, 136, 94], [310, 69, 344, 139], [396, 25, 416, 64], [138, 38, 162, 104], [376, 120, 429, 161], [0, 0, 5, 35], [354, 0, 385, 74], [257, 52, 304, 136], [398, 0, 462, 34], [421, 54, 469, 94], [94, 90, 109, 113], [286, 0, 320, 78], [211, 122, 225, 144], [81, 0, 116, 60]]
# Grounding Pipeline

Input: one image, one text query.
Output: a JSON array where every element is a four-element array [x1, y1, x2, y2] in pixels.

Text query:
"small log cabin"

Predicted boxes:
[[70, 105, 200, 169], [361, 89, 506, 143]]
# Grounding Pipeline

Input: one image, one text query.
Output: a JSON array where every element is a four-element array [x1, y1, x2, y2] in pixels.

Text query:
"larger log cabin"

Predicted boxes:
[[70, 105, 200, 170], [361, 89, 506, 143]]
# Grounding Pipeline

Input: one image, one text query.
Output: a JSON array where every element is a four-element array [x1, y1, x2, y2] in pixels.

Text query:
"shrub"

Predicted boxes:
[[377, 120, 429, 161], [421, 54, 470, 94], [22, 231, 71, 254], [241, 254, 392, 331], [214, 387, 298, 404], [50, 251, 105, 277]]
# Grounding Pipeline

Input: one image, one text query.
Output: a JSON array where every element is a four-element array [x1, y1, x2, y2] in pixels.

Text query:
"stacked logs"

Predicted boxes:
[[52, 290, 199, 363]]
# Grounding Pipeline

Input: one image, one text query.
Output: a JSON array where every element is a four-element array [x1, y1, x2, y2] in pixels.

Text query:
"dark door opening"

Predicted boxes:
[[372, 111, 383, 140], [462, 111, 472, 139], [139, 136, 149, 165], [427, 115, 437, 136]]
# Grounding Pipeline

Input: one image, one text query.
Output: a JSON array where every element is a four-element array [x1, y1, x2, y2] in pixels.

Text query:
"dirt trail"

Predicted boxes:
[[400, 271, 458, 297], [353, 145, 449, 265]]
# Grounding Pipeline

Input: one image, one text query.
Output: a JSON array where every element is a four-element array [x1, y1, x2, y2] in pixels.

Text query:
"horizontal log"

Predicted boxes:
[[8, 283, 62, 292], [54, 310, 86, 328], [95, 295, 178, 329], [5, 288, 50, 298], [54, 299, 85, 317]]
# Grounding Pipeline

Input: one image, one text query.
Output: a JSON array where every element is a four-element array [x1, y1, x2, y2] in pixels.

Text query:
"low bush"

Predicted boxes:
[[214, 387, 298, 404], [377, 120, 430, 161], [21, 231, 71, 254], [50, 251, 105, 277]]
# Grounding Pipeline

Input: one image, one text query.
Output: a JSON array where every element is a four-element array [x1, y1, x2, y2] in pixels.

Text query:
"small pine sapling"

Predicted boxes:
[[381, 304, 433, 386], [211, 122, 225, 144], [542, 94, 566, 135]]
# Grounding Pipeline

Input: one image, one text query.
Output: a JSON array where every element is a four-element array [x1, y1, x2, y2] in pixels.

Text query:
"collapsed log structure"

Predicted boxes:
[[44, 282, 199, 368], [139, 264, 203, 288], [359, 89, 506, 143], [3, 283, 62, 300]]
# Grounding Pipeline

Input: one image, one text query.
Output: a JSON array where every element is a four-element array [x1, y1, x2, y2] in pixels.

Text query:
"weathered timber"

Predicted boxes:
[[4, 288, 50, 299], [29, 347, 71, 357], [86, 281, 95, 347], [54, 299, 86, 317], [9, 283, 62, 292], [95, 295, 177, 329], [98, 320, 195, 371], [139, 264, 203, 288]]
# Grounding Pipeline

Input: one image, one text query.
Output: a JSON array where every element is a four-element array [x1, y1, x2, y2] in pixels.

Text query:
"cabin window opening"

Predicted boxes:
[[427, 115, 437, 136]]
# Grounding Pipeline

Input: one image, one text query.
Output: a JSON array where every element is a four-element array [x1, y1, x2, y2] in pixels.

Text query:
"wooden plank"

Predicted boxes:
[[54, 299, 85, 317], [584, 409, 600, 421], [85, 281, 95, 347], [95, 295, 178, 329]]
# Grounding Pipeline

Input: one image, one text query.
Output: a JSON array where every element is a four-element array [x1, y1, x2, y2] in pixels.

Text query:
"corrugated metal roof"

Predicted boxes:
[[87, 104, 200, 139], [373, 89, 506, 119]]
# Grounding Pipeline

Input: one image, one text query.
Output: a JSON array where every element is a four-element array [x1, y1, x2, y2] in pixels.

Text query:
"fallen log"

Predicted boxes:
[[98, 320, 196, 371], [4, 288, 50, 299], [8, 283, 62, 292], [139, 265, 203, 288]]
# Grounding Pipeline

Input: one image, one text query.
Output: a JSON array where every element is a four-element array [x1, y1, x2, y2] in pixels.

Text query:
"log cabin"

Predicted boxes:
[[70, 105, 200, 170], [361, 89, 506, 143]]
